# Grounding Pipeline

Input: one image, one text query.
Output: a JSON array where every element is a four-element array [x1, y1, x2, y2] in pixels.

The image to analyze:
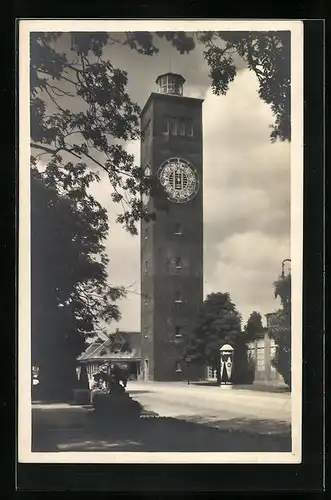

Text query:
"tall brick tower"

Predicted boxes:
[[140, 73, 204, 381]]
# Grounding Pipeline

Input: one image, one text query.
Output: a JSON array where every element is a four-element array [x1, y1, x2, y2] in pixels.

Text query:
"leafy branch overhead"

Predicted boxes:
[[199, 31, 291, 142], [30, 32, 154, 236], [125, 30, 291, 142], [31, 30, 290, 234]]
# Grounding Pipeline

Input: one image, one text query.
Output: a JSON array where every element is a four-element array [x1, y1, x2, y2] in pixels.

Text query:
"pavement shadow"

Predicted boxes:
[[189, 382, 290, 393], [32, 409, 291, 453], [178, 415, 291, 436]]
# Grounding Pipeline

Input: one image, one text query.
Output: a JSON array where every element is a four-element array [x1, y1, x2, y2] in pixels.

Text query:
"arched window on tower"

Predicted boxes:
[[175, 361, 182, 373], [174, 291, 182, 303], [186, 119, 194, 137], [174, 223, 182, 235], [162, 117, 169, 135], [178, 118, 185, 136], [175, 326, 182, 338], [169, 118, 177, 136], [175, 257, 182, 269]]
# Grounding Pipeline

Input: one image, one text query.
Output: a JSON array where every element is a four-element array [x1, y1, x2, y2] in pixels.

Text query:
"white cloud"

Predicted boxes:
[[206, 230, 290, 324], [201, 70, 290, 324]]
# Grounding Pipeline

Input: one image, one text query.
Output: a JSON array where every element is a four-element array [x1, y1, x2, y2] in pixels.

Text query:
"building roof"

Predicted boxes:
[[78, 331, 141, 363]]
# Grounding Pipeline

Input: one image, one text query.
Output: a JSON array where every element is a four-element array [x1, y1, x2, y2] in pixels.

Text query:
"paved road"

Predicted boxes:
[[31, 383, 291, 452], [127, 381, 291, 435]]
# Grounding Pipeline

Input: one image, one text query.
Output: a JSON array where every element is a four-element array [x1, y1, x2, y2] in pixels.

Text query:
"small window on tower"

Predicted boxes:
[[159, 76, 167, 93], [162, 118, 169, 134], [178, 119, 185, 136], [174, 223, 182, 235], [175, 291, 182, 303], [144, 327, 149, 339], [144, 228, 148, 240], [170, 118, 178, 136], [175, 257, 182, 269], [186, 120, 194, 137], [175, 361, 182, 373], [175, 326, 182, 338], [145, 260, 148, 272], [168, 81, 176, 94]]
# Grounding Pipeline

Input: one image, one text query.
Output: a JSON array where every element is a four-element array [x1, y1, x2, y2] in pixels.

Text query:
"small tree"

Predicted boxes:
[[183, 292, 242, 384], [244, 310, 264, 341], [106, 330, 132, 354], [268, 273, 291, 389]]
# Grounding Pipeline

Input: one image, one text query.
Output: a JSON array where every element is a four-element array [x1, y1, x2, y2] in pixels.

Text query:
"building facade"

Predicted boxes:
[[246, 335, 284, 386], [140, 73, 204, 381], [206, 314, 286, 387]]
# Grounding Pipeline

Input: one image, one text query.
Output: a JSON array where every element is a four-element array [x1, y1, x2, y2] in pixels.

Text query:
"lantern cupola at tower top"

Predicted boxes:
[[155, 72, 186, 96]]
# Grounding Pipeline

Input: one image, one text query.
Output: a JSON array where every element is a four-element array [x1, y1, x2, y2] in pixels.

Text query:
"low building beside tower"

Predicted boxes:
[[77, 331, 141, 388]]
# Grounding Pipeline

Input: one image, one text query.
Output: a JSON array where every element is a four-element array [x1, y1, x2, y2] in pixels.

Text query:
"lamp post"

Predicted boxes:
[[281, 259, 291, 278], [185, 356, 192, 385]]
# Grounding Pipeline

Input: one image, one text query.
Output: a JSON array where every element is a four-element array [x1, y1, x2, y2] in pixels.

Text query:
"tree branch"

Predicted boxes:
[[244, 34, 265, 82], [30, 142, 82, 159]]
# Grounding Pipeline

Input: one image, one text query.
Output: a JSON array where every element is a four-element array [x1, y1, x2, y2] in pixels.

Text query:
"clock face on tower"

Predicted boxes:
[[158, 157, 199, 203]]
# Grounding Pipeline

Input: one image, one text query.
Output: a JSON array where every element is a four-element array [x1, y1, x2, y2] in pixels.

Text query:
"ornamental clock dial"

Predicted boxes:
[[158, 157, 199, 203]]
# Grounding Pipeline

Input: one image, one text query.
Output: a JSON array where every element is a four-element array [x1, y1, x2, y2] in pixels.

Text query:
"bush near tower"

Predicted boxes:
[[183, 292, 243, 384]]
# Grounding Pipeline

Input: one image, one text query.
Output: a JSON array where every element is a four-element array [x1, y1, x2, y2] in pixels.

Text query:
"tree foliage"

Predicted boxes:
[[122, 30, 291, 142], [102, 330, 132, 354], [183, 292, 242, 382], [200, 31, 290, 142], [31, 166, 126, 399], [127, 30, 291, 142], [30, 32, 156, 235], [244, 310, 264, 340], [31, 31, 290, 238], [268, 273, 291, 388]]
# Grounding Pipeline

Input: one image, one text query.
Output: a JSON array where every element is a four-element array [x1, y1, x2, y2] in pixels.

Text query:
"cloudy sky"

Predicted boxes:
[[82, 33, 291, 331]]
